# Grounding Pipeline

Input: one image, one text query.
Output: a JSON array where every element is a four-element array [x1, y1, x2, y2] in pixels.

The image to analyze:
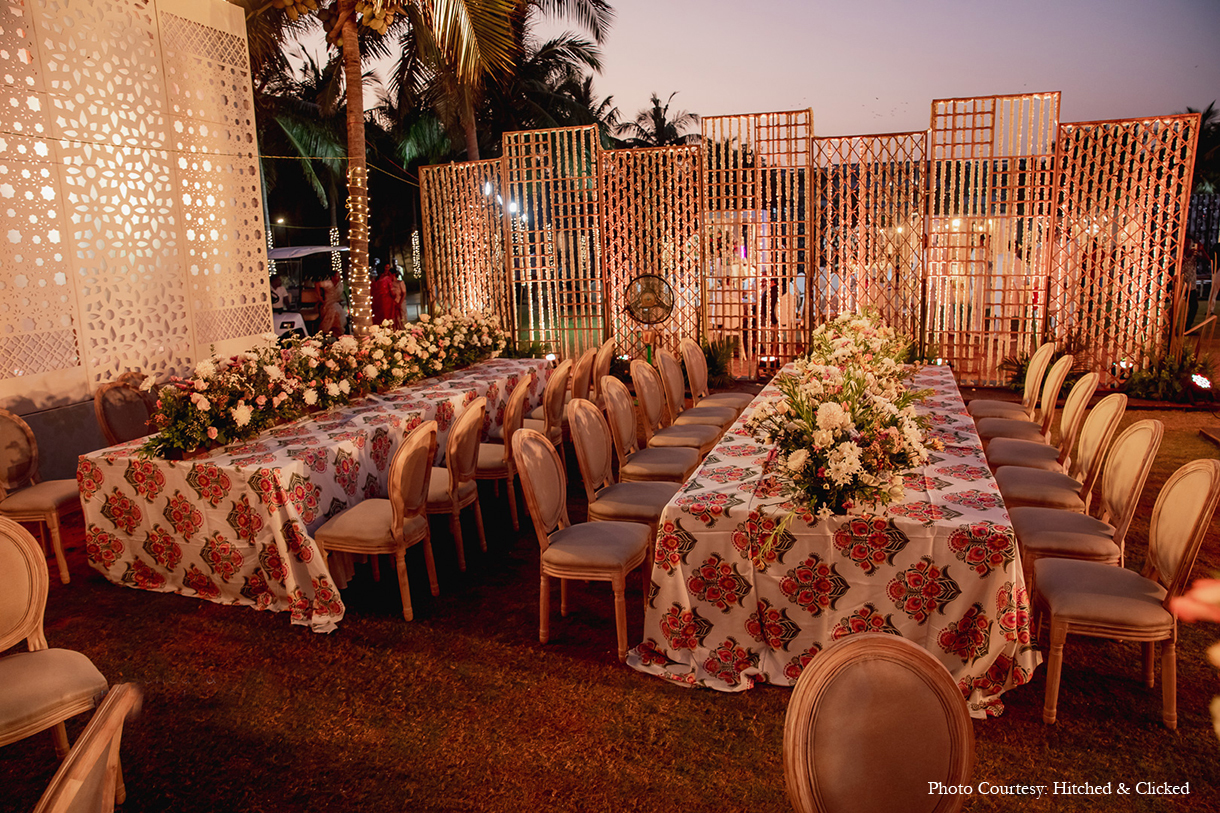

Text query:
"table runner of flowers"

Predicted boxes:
[[78, 356, 549, 633], [628, 363, 1040, 717]]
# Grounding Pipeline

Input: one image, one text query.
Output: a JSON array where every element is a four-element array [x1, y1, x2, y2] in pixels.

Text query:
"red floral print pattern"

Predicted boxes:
[[687, 553, 751, 611], [996, 581, 1032, 646], [76, 459, 104, 501], [259, 543, 288, 583], [183, 564, 220, 599], [120, 558, 165, 590], [85, 525, 124, 569], [675, 490, 745, 527], [248, 468, 289, 510], [700, 465, 753, 485], [702, 637, 757, 687], [363, 473, 380, 500], [286, 472, 321, 524], [947, 521, 1016, 576], [162, 491, 204, 539], [241, 570, 276, 611], [201, 532, 245, 582], [943, 489, 1005, 511], [435, 400, 455, 431], [312, 576, 344, 618], [935, 464, 992, 482], [142, 525, 182, 571], [782, 643, 823, 682], [287, 448, 329, 473], [779, 555, 849, 617], [101, 488, 142, 534], [831, 603, 901, 640], [742, 474, 785, 499], [654, 519, 699, 573], [659, 603, 713, 650], [885, 556, 963, 623], [333, 448, 360, 496], [123, 459, 166, 502], [186, 463, 232, 507], [731, 509, 796, 571], [938, 602, 992, 663], [887, 501, 963, 523], [371, 428, 393, 472], [281, 519, 314, 563], [833, 516, 910, 576], [746, 598, 801, 650], [227, 495, 265, 543], [634, 639, 674, 668]]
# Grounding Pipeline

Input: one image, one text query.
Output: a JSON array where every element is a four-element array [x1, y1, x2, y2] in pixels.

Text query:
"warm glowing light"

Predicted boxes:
[[276, 217, 285, 224], [483, 182, 492, 196], [951, 218, 962, 229], [1193, 374, 1211, 389]]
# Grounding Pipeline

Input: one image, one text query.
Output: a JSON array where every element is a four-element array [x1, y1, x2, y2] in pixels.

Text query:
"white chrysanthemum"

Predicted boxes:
[[339, 379, 351, 394], [140, 375, 156, 391], [303, 388, 318, 405], [264, 364, 283, 380], [231, 403, 252, 427], [337, 335, 358, 352], [194, 359, 217, 378], [326, 382, 340, 397], [372, 349, 385, 360], [364, 364, 380, 379], [815, 401, 850, 432], [786, 448, 810, 472]]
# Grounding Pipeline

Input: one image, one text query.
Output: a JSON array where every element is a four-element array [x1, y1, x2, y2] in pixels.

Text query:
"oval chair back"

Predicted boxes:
[[679, 337, 710, 403], [390, 421, 438, 539], [591, 338, 616, 406], [630, 359, 669, 440], [784, 633, 974, 813], [1068, 393, 1127, 504], [542, 359, 573, 433], [602, 375, 641, 462], [567, 398, 615, 502], [94, 381, 153, 446], [501, 377, 532, 462], [1035, 354, 1074, 439], [445, 397, 487, 494], [655, 348, 688, 423], [1095, 419, 1163, 565], [571, 347, 596, 403], [0, 515, 48, 652], [1055, 371, 1099, 467], [1149, 458, 1220, 600], [1021, 342, 1056, 414], [512, 427, 570, 547], [0, 408, 40, 499]]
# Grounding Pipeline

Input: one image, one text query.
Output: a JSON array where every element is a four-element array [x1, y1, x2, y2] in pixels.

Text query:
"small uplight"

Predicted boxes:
[[895, 226, 904, 234], [508, 201, 518, 214], [618, 354, 630, 361], [951, 218, 961, 229], [934, 357, 945, 366], [483, 182, 492, 196], [276, 217, 285, 224], [1193, 374, 1211, 389], [545, 353, 557, 364]]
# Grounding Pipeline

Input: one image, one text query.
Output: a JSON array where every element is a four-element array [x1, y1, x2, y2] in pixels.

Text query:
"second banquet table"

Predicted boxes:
[[628, 364, 1041, 717], [78, 357, 550, 633]]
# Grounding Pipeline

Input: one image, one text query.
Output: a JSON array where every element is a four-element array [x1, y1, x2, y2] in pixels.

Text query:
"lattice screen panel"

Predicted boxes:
[[0, 0, 269, 408], [811, 133, 925, 341], [419, 160, 508, 329], [502, 125, 602, 359], [1049, 115, 1199, 387], [703, 110, 812, 376], [601, 146, 701, 359], [925, 94, 1058, 384]]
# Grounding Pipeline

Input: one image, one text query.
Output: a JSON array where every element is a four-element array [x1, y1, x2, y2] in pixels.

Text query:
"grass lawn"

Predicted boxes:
[[3, 406, 1220, 812]]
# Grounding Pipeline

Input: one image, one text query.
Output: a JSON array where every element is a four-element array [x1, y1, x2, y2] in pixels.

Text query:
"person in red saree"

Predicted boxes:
[[372, 264, 396, 327]]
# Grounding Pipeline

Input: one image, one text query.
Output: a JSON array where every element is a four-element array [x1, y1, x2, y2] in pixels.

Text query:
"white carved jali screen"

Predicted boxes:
[[0, 0, 270, 410]]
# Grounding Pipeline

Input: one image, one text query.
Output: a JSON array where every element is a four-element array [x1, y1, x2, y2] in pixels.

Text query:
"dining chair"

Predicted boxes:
[[993, 393, 1127, 512], [475, 378, 530, 531], [426, 398, 487, 572], [512, 427, 650, 662], [654, 348, 737, 431], [567, 397, 680, 560], [0, 517, 112, 775], [1034, 458, 1220, 729], [976, 354, 1074, 447], [967, 341, 1055, 421], [32, 683, 141, 813], [523, 359, 571, 465], [784, 633, 974, 813], [1011, 418, 1162, 587], [114, 370, 159, 413], [679, 337, 752, 414], [984, 371, 1098, 473], [0, 408, 82, 584], [601, 376, 700, 484], [570, 347, 597, 404], [314, 421, 439, 620], [629, 360, 720, 458], [93, 380, 153, 447], [589, 337, 616, 410]]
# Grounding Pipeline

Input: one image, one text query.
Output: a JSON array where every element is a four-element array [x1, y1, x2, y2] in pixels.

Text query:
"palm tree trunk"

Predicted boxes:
[[340, 0, 371, 334], [459, 89, 480, 161]]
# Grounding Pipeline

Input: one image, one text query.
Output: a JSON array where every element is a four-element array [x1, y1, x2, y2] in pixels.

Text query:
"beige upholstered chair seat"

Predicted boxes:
[[673, 404, 738, 428], [648, 422, 720, 451], [0, 649, 107, 744], [475, 443, 509, 476], [1010, 506, 1117, 562], [967, 399, 1029, 420], [0, 480, 81, 514], [620, 446, 700, 483], [315, 500, 429, 549], [540, 521, 649, 571], [522, 417, 562, 447], [994, 466, 1084, 511], [984, 437, 1063, 472], [426, 468, 478, 506], [699, 391, 752, 412], [587, 481, 681, 525], [526, 391, 572, 423], [1035, 558, 1173, 632], [975, 415, 1044, 445]]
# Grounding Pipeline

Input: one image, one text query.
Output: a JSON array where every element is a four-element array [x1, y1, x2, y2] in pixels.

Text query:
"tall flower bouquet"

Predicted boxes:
[[139, 312, 506, 458]]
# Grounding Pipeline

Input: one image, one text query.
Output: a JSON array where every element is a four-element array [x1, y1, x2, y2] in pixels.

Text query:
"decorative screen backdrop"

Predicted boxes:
[[0, 0, 269, 410], [420, 96, 1198, 386]]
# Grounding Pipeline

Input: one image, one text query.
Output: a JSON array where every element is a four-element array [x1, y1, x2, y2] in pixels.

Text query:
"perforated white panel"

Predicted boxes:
[[0, 0, 269, 409]]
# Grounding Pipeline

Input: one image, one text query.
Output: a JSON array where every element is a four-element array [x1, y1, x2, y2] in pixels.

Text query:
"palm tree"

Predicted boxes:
[[617, 92, 700, 148], [481, 33, 603, 136], [1185, 102, 1219, 193]]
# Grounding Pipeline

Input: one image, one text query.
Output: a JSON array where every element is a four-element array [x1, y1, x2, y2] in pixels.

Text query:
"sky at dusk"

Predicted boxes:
[[536, 0, 1220, 136]]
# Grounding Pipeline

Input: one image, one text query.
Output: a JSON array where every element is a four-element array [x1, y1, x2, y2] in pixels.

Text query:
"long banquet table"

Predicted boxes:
[[627, 364, 1041, 717], [77, 357, 550, 633]]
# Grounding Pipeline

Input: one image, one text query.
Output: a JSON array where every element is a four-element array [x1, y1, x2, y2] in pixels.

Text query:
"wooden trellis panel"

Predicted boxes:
[[924, 93, 1059, 384], [811, 132, 925, 341], [702, 110, 812, 377], [1048, 115, 1199, 387], [419, 160, 509, 330], [502, 125, 603, 359], [601, 146, 702, 360]]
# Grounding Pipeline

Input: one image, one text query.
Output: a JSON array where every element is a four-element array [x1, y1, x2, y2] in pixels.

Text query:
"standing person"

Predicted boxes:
[[318, 270, 347, 336], [372, 264, 395, 327], [1184, 239, 1200, 329], [390, 264, 406, 328]]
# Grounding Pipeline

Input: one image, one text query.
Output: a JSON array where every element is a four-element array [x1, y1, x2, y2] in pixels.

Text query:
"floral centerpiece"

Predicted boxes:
[[139, 312, 506, 459], [746, 311, 938, 519]]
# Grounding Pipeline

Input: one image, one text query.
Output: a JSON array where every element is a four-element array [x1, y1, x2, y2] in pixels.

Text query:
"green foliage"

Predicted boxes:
[[702, 336, 736, 388], [999, 334, 1090, 392], [1125, 350, 1217, 403], [501, 340, 548, 359]]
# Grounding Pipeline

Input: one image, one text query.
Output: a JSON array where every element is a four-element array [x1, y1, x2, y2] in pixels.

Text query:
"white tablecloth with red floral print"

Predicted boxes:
[[77, 358, 550, 633], [628, 364, 1040, 717]]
